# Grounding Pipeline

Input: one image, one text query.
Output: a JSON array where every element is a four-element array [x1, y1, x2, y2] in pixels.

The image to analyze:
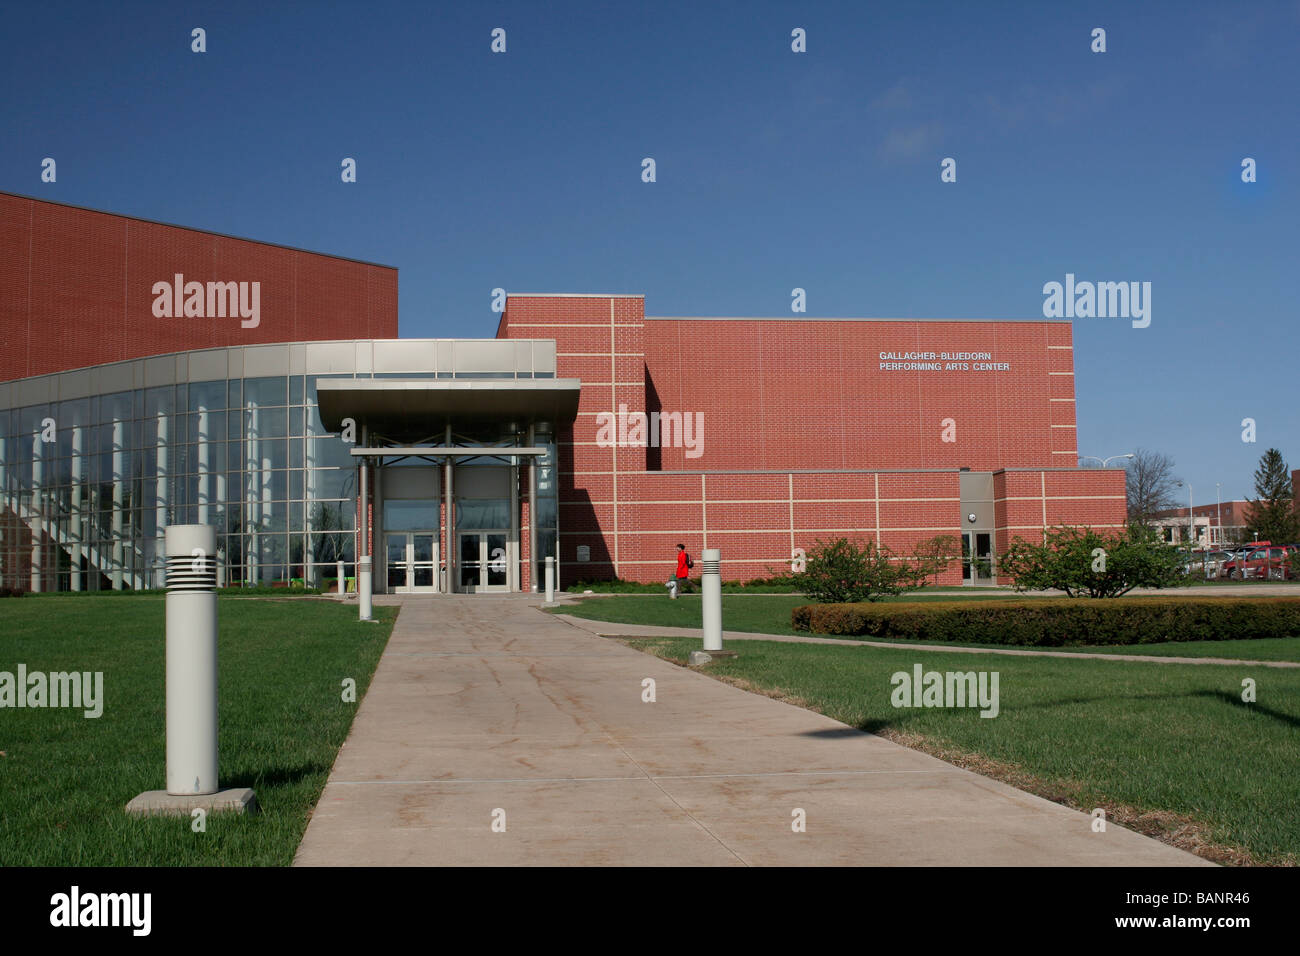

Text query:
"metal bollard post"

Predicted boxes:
[[337, 559, 345, 596], [667, 579, 677, 600], [702, 548, 722, 651], [545, 555, 555, 604], [164, 524, 219, 796], [359, 555, 373, 621]]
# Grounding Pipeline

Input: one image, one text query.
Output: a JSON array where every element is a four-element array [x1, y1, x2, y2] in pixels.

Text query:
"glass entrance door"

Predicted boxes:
[[961, 531, 994, 586], [385, 532, 439, 593], [458, 532, 509, 592]]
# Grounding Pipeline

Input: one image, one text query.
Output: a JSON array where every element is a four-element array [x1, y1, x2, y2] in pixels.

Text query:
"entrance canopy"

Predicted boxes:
[[316, 377, 581, 437]]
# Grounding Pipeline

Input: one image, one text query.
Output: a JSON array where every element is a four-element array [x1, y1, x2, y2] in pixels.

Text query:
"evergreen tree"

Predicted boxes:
[[1245, 448, 1300, 542]]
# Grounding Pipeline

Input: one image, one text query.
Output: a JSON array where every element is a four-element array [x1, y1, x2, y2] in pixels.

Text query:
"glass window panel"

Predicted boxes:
[[192, 408, 226, 447], [288, 405, 304, 436], [305, 404, 329, 436], [305, 438, 355, 469], [143, 386, 175, 417], [56, 398, 90, 431], [289, 376, 304, 406], [255, 469, 287, 502], [250, 407, 287, 439], [189, 380, 225, 411], [307, 501, 351, 564], [383, 500, 441, 531], [245, 376, 286, 407], [289, 438, 303, 469], [19, 404, 49, 436], [536, 496, 557, 529], [456, 498, 508, 529], [290, 468, 304, 500], [307, 469, 355, 500], [228, 380, 242, 410]]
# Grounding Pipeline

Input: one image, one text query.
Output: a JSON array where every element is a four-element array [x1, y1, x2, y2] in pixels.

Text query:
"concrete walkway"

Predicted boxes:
[[294, 595, 1210, 866], [556, 615, 1300, 669]]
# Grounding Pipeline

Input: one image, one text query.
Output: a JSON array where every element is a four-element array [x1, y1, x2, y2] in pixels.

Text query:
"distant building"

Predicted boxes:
[[1152, 484, 1300, 547]]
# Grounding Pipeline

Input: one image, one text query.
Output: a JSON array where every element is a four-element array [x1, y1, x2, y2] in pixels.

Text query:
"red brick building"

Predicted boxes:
[[0, 192, 397, 381], [1, 194, 1123, 593], [498, 294, 1126, 587]]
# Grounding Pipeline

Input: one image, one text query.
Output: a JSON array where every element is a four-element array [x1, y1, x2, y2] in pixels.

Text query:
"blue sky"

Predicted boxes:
[[2, 0, 1297, 502]]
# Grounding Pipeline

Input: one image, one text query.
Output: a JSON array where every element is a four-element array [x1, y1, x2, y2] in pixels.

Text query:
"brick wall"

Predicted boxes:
[[0, 192, 398, 380], [501, 296, 1123, 586]]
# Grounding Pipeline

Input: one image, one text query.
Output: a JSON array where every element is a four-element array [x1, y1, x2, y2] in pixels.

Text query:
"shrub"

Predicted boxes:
[[1001, 524, 1187, 598], [790, 597, 1300, 646], [909, 534, 962, 586], [801, 537, 926, 603]]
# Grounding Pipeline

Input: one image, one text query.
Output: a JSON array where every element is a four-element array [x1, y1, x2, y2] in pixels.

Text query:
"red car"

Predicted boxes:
[[1224, 543, 1295, 580]]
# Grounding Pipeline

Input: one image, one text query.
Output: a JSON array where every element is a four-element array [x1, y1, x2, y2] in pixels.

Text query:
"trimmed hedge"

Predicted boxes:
[[791, 597, 1300, 646]]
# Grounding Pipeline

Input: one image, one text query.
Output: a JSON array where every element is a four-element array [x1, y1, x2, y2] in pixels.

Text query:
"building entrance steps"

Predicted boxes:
[[293, 594, 1210, 866]]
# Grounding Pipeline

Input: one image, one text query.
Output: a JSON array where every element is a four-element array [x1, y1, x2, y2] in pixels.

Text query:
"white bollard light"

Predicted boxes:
[[545, 555, 555, 604], [337, 559, 345, 596], [359, 555, 373, 621], [164, 524, 219, 796], [702, 548, 722, 651]]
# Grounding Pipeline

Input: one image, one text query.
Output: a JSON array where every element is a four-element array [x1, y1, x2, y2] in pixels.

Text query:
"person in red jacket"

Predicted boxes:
[[673, 543, 694, 593]]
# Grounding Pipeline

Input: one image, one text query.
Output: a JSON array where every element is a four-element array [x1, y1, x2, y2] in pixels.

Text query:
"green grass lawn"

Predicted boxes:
[[557, 595, 1300, 662], [556, 593, 1021, 632], [1077, 637, 1300, 661], [0, 594, 394, 866], [624, 636, 1300, 864]]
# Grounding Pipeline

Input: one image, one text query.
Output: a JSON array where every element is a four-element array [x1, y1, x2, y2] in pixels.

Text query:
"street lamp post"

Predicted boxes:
[[1079, 453, 1136, 468], [1176, 480, 1194, 548], [1216, 482, 1222, 546]]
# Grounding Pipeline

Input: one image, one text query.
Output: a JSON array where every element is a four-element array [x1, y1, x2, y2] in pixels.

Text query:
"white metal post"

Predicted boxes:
[[165, 524, 219, 796], [359, 555, 373, 621], [544, 554, 554, 604], [337, 558, 345, 596], [359, 443, 373, 621], [702, 548, 722, 651]]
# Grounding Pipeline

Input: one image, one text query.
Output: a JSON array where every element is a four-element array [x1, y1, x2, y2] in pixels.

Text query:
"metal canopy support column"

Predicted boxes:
[[359, 423, 370, 566], [528, 424, 537, 593], [509, 451, 519, 592], [444, 424, 454, 593]]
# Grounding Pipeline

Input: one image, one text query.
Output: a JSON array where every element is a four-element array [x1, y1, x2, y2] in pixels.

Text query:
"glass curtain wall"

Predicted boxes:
[[0, 374, 356, 591]]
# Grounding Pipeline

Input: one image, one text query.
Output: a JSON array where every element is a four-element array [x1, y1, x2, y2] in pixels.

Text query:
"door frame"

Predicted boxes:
[[385, 530, 440, 593], [456, 530, 510, 593], [961, 530, 994, 586]]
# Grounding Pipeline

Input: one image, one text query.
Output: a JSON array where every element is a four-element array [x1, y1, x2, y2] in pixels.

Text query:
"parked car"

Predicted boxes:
[[1229, 544, 1295, 580], [1222, 543, 1266, 579], [1201, 549, 1234, 579]]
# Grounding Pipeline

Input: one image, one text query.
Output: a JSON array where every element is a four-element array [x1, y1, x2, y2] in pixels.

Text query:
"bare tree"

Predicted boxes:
[[1125, 448, 1180, 525]]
